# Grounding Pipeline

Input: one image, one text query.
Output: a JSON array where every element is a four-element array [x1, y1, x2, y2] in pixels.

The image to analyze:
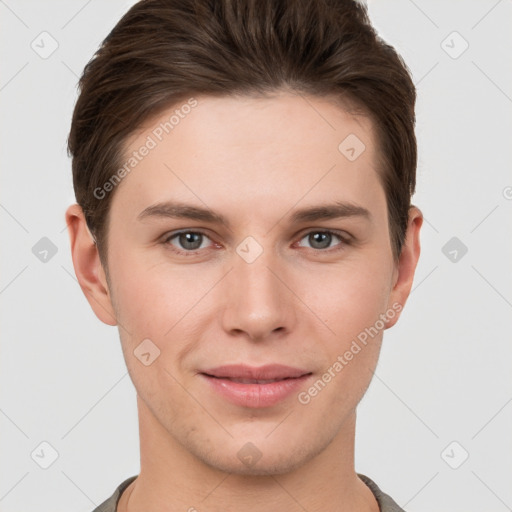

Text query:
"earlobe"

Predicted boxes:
[[65, 204, 117, 326], [385, 206, 423, 329]]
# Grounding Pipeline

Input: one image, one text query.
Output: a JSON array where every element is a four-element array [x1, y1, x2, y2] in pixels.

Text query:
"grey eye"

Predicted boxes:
[[299, 231, 342, 250]]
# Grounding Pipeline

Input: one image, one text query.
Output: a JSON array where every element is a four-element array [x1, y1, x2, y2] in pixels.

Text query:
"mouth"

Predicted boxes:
[[204, 376, 297, 384], [199, 364, 313, 408], [201, 363, 311, 380]]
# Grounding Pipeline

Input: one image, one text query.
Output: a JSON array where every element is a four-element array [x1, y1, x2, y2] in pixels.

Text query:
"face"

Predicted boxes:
[[95, 92, 410, 475]]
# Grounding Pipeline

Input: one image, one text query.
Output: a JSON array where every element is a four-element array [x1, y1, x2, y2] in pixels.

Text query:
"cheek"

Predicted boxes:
[[302, 259, 392, 339], [109, 259, 196, 414], [296, 271, 386, 416], [299, 259, 390, 396], [108, 253, 215, 377], [108, 250, 195, 333]]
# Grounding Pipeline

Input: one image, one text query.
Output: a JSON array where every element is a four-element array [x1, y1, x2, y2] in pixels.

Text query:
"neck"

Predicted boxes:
[[119, 395, 379, 512]]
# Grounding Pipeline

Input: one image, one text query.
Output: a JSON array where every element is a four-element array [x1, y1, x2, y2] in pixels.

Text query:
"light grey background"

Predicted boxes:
[[1, 1, 511, 511]]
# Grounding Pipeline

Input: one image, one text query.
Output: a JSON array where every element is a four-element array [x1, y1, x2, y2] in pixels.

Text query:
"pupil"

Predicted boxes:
[[181, 232, 201, 250], [311, 232, 330, 249]]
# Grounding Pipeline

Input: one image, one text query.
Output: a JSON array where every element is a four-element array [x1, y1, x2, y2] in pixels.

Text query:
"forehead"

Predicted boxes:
[[110, 92, 383, 222]]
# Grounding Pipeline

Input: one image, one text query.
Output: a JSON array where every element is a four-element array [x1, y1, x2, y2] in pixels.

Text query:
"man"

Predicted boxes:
[[65, 0, 422, 510]]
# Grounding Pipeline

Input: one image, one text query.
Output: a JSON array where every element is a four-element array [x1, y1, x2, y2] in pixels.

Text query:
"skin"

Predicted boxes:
[[66, 91, 422, 512]]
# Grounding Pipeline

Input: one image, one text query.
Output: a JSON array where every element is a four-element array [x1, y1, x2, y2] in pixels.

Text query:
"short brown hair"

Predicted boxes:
[[68, 0, 417, 266]]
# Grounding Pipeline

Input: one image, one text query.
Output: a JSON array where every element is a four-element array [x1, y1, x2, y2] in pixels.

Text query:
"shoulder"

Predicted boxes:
[[358, 473, 406, 512], [90, 475, 138, 512]]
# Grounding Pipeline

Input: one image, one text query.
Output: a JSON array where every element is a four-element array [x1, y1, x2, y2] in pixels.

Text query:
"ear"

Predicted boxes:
[[65, 204, 117, 326], [385, 206, 423, 329]]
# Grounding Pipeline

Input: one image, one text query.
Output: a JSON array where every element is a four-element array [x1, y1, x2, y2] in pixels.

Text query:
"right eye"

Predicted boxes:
[[163, 230, 215, 255]]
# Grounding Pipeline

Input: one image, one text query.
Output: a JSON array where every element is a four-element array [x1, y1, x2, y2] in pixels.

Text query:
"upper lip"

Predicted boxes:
[[201, 364, 311, 380]]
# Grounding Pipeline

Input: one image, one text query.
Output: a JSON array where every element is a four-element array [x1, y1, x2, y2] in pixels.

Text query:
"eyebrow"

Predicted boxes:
[[137, 200, 371, 228]]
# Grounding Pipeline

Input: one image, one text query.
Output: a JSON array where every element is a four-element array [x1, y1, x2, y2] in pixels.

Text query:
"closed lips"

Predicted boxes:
[[200, 364, 314, 408], [204, 376, 300, 384], [200, 364, 312, 381]]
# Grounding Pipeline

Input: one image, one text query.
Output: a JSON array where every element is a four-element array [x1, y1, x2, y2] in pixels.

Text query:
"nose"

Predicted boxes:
[[220, 247, 297, 342]]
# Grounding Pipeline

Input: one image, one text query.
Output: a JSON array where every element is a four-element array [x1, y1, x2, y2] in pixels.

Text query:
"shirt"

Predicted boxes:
[[91, 473, 405, 512]]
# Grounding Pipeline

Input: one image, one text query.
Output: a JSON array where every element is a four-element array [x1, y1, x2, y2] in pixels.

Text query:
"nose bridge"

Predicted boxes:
[[221, 236, 294, 339]]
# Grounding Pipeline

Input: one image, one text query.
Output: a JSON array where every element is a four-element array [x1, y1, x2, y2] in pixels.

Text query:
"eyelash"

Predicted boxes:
[[162, 229, 351, 256]]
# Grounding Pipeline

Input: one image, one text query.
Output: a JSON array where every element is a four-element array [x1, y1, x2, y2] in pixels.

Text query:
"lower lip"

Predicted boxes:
[[200, 373, 312, 408]]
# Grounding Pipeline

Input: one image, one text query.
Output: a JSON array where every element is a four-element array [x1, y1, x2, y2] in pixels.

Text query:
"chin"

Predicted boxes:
[[185, 429, 331, 477]]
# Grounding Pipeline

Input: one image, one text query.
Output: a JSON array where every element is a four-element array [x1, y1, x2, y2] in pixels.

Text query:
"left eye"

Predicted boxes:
[[296, 230, 345, 251], [164, 231, 211, 252]]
